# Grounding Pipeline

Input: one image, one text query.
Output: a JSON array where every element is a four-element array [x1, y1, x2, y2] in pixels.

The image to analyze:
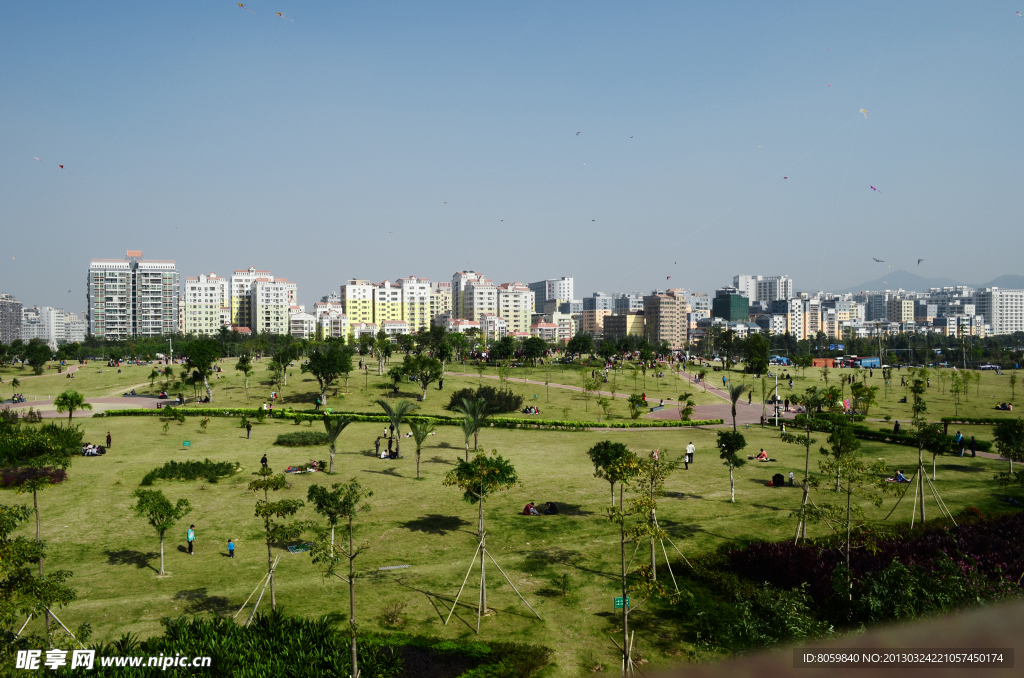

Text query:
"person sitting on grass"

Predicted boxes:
[[544, 502, 558, 515], [756, 449, 769, 461], [522, 502, 539, 516]]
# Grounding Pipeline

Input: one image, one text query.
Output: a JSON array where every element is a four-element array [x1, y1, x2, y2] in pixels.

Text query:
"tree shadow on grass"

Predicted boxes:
[[938, 463, 986, 473], [750, 503, 784, 512], [173, 588, 233, 617], [399, 514, 470, 535], [363, 467, 403, 477], [104, 549, 159, 573], [427, 456, 456, 466]]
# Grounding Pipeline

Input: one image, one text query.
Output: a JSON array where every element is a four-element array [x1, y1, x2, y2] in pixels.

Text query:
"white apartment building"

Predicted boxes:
[[529, 322, 558, 341], [397, 276, 431, 332], [250, 279, 290, 335], [317, 310, 349, 340], [975, 288, 1024, 335], [340, 279, 374, 325], [289, 311, 317, 339], [462, 277, 498, 322], [229, 267, 272, 329], [452, 271, 486, 318], [183, 273, 229, 336], [496, 282, 534, 335], [446, 318, 480, 334], [430, 282, 452, 322], [350, 322, 379, 339], [381, 319, 410, 337], [733, 275, 793, 303], [528, 277, 574, 310], [87, 251, 179, 339], [479, 314, 507, 342], [0, 294, 22, 344]]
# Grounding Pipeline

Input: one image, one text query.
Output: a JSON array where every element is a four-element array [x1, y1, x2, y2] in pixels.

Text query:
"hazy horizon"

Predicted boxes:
[[3, 2, 1023, 315]]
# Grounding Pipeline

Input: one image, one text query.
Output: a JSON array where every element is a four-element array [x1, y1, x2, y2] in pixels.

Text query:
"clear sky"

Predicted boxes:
[[3, 2, 1023, 314]]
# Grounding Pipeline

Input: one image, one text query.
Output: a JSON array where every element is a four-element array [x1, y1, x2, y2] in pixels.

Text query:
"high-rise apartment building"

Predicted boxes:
[[452, 271, 485, 319], [974, 288, 1024, 335], [250, 279, 290, 335], [528, 277, 573, 309], [733, 275, 793, 303], [463, 277, 498, 322], [183, 273, 229, 336], [886, 297, 915, 323], [712, 287, 749, 322], [87, 251, 179, 339], [430, 282, 452, 322], [372, 281, 404, 324], [229, 267, 271, 329], [612, 293, 644, 314], [643, 289, 691, 350], [0, 293, 22, 344], [496, 282, 534, 335], [397, 277, 431, 332], [340, 279, 374, 325]]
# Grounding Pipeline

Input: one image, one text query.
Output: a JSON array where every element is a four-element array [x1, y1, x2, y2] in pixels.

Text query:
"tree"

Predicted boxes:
[[434, 339, 454, 375], [993, 418, 1024, 474], [850, 382, 879, 416], [374, 399, 418, 459], [323, 415, 354, 475], [490, 336, 517, 362], [309, 479, 372, 678], [0, 502, 76, 643], [627, 393, 645, 420], [24, 341, 50, 375], [407, 419, 435, 479], [744, 333, 770, 375], [372, 331, 392, 375], [720, 330, 737, 370], [717, 430, 747, 503], [453, 397, 490, 457], [817, 448, 888, 569], [404, 354, 443, 400], [587, 440, 633, 507], [597, 397, 611, 423], [521, 337, 546, 366], [636, 452, 681, 582], [922, 422, 954, 480], [819, 420, 861, 492], [443, 451, 519, 624], [302, 341, 354, 406], [1011, 372, 1018, 403], [235, 354, 254, 403], [726, 382, 748, 432], [131, 489, 191, 576], [784, 387, 822, 543], [182, 338, 221, 403], [566, 333, 594, 360], [677, 392, 695, 422], [248, 466, 304, 611], [268, 341, 298, 400], [53, 389, 92, 424], [458, 414, 477, 462]]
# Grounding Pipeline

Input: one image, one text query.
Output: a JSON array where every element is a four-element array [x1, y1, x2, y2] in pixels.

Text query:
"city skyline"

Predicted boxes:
[[3, 3, 1024, 311]]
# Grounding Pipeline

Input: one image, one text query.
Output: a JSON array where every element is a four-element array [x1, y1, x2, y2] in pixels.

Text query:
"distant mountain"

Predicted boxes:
[[832, 270, 963, 295], [976, 275, 1024, 289]]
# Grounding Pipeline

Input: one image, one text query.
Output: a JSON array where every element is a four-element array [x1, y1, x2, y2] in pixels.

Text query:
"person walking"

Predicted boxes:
[[748, 390, 752, 405], [685, 441, 695, 470], [106, 432, 112, 449], [246, 421, 253, 439], [187, 525, 196, 555], [374, 437, 381, 457], [261, 453, 268, 468], [227, 539, 235, 558], [970, 436, 977, 458]]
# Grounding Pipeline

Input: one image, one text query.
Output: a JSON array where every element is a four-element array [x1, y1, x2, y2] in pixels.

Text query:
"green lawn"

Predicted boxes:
[[7, 401, 1018, 675]]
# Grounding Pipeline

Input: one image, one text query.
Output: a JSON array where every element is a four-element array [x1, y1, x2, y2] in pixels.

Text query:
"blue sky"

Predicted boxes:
[[2, 2, 1023, 314]]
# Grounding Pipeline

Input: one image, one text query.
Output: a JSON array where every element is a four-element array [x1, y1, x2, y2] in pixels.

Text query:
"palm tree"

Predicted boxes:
[[54, 389, 92, 424], [407, 419, 435, 478], [453, 397, 490, 457], [458, 415, 477, 462], [323, 415, 354, 474], [374, 399, 418, 458], [726, 382, 748, 432]]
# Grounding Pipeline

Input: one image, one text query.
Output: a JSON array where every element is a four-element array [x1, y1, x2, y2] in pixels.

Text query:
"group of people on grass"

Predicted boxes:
[[522, 502, 558, 515]]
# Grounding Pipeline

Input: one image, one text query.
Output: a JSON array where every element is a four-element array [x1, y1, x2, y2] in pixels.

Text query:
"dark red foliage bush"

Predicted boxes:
[[726, 512, 1024, 606], [0, 466, 67, 488]]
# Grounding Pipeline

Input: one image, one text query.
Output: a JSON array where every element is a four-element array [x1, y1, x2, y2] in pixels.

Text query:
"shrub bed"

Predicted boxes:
[[140, 459, 240, 486], [274, 431, 329, 447]]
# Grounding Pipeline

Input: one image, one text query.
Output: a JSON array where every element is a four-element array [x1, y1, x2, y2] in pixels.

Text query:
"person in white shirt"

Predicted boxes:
[[685, 442, 695, 469]]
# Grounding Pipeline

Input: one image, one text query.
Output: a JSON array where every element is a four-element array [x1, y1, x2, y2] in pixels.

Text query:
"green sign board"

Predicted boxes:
[[183, 441, 191, 447], [613, 596, 630, 609]]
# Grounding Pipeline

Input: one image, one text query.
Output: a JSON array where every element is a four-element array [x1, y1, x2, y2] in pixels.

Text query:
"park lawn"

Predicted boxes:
[[7, 411, 1017, 676]]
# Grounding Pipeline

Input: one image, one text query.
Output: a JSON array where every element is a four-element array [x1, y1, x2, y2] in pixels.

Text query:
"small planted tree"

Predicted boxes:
[[235, 354, 254, 403], [249, 466, 304, 610], [54, 389, 92, 424], [443, 451, 520, 631], [820, 420, 861, 492], [993, 418, 1024, 474], [636, 451, 681, 582], [587, 440, 632, 507], [627, 393, 645, 420], [323, 415, 354, 474], [817, 450, 888, 569], [782, 387, 822, 543], [407, 419, 435, 479], [302, 341, 354, 407], [309, 479, 373, 678], [717, 430, 747, 503], [182, 338, 221, 403], [131, 489, 191, 576], [374, 399, 418, 459], [677, 392, 695, 422]]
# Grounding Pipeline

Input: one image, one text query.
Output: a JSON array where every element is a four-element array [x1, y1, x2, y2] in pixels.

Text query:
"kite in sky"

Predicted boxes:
[[666, 276, 671, 280], [238, 3, 255, 13], [576, 132, 580, 135], [783, 176, 788, 180], [276, 12, 293, 20], [1018, 11, 1022, 16], [870, 185, 881, 193], [917, 259, 925, 265], [34, 157, 41, 162], [872, 258, 884, 263], [860, 108, 869, 119]]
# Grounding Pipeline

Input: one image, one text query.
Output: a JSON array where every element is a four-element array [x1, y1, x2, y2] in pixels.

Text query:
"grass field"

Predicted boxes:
[[7, 388, 1020, 675]]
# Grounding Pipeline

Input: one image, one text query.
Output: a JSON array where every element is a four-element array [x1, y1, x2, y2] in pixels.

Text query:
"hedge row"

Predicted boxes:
[[940, 416, 1019, 425], [792, 414, 993, 452], [96, 407, 722, 430]]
